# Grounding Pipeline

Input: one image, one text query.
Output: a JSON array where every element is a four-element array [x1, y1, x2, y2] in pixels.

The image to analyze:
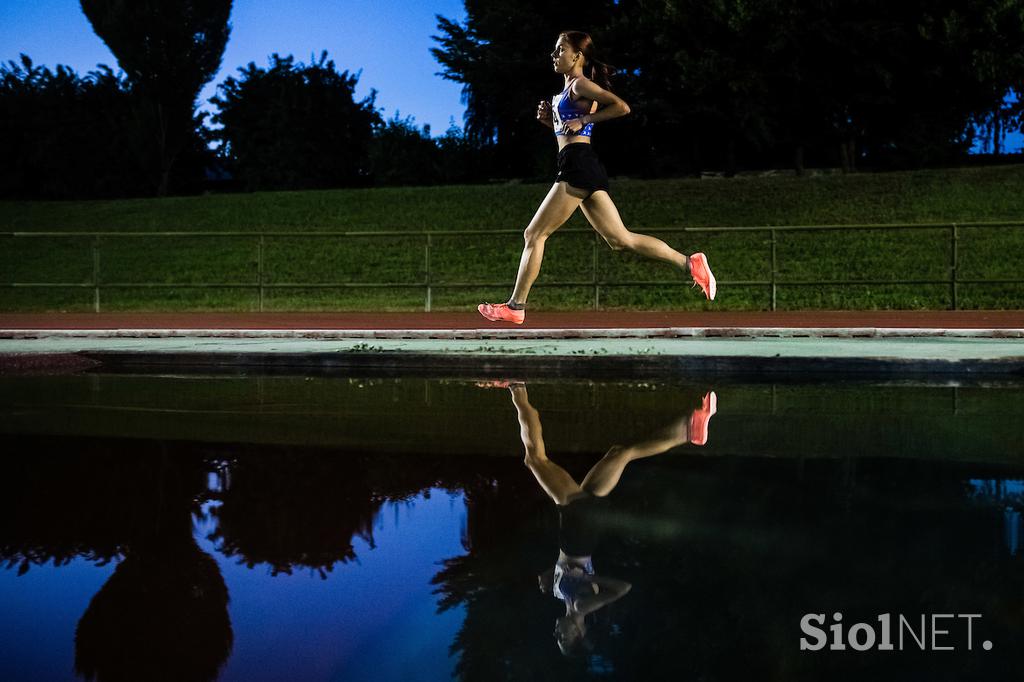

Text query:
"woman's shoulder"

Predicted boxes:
[[569, 75, 594, 99], [569, 74, 592, 89], [573, 76, 602, 100]]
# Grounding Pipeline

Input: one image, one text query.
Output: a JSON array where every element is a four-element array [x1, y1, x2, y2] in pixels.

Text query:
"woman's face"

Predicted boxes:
[[555, 615, 585, 654], [550, 37, 580, 74]]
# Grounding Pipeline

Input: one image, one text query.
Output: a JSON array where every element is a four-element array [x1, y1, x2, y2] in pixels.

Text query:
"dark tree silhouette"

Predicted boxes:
[[80, 0, 232, 196], [208, 450, 386, 578], [369, 112, 441, 186], [0, 56, 158, 199], [367, 114, 501, 187], [432, 0, 1024, 176], [209, 52, 382, 191], [74, 538, 233, 682]]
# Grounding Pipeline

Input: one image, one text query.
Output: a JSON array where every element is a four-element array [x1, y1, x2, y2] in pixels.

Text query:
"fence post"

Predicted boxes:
[[424, 233, 432, 312], [92, 235, 101, 313], [770, 228, 777, 311], [950, 223, 958, 310], [258, 235, 265, 312], [593, 233, 600, 310]]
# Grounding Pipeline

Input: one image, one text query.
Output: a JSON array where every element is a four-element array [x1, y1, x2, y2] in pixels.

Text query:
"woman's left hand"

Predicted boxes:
[[561, 116, 588, 135]]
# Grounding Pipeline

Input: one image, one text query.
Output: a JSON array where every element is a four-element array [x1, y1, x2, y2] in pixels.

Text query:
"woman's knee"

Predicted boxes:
[[524, 224, 550, 246], [604, 231, 634, 251], [523, 451, 547, 469]]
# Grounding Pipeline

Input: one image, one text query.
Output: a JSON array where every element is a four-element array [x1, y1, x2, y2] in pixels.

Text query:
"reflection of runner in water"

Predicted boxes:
[[504, 382, 717, 655]]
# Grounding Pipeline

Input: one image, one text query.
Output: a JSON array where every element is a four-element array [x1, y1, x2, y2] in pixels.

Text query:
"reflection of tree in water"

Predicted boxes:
[[208, 450, 386, 577], [4, 432, 1024, 679], [75, 535, 232, 682], [1, 446, 136, 573], [0, 437, 212, 572], [0, 436, 490, 583], [206, 447, 480, 578], [0, 438, 492, 680], [0, 436, 233, 682]]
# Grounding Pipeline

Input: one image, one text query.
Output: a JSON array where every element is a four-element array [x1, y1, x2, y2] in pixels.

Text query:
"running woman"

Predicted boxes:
[[478, 31, 716, 325]]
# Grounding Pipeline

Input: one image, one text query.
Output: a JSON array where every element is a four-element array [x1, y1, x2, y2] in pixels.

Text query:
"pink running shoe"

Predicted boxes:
[[478, 302, 525, 324], [689, 391, 718, 446], [689, 252, 717, 300]]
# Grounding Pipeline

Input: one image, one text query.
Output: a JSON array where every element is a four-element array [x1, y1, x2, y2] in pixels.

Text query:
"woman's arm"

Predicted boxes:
[[574, 576, 632, 616], [562, 78, 630, 133]]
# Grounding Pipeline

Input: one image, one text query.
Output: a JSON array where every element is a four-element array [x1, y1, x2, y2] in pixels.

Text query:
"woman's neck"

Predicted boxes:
[[563, 68, 584, 87]]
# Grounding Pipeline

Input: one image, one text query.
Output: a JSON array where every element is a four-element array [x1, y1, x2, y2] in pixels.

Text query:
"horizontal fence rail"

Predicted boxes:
[[2, 221, 1022, 312]]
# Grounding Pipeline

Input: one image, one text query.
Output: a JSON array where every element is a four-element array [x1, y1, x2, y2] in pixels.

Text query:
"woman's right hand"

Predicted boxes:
[[536, 100, 552, 122]]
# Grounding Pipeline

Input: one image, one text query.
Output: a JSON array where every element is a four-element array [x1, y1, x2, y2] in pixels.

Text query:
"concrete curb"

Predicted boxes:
[[3, 329, 1023, 377]]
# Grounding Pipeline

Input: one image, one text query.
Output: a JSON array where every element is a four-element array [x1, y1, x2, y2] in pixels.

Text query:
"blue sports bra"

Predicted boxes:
[[552, 77, 596, 137]]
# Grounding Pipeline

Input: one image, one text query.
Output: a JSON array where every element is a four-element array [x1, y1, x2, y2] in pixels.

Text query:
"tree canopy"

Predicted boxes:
[[0, 55, 198, 199], [80, 0, 233, 195], [5, 0, 1022, 201], [208, 52, 382, 191], [432, 0, 1024, 176]]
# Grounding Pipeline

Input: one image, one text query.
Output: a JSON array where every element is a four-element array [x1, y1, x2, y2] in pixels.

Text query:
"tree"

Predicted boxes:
[[433, 0, 1024, 175], [0, 55, 161, 199], [368, 113, 440, 186], [606, 0, 785, 175], [209, 52, 382, 191], [80, 0, 232, 196]]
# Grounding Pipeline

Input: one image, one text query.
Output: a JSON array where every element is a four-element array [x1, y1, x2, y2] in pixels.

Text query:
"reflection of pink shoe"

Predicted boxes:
[[689, 391, 718, 446], [689, 253, 716, 301], [474, 379, 525, 389], [478, 302, 525, 324]]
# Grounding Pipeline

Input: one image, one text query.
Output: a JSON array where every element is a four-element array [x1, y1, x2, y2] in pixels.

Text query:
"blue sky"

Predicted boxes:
[[0, 0, 469, 136], [973, 90, 1023, 154]]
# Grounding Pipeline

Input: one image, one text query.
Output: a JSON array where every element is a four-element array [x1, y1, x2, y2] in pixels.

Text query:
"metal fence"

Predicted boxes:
[[2, 221, 1022, 312]]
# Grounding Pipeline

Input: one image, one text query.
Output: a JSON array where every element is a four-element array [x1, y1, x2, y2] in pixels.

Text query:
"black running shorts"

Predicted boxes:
[[556, 143, 609, 196]]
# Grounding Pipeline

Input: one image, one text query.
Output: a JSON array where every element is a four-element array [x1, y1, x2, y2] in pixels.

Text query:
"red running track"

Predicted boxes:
[[1, 311, 1022, 330]]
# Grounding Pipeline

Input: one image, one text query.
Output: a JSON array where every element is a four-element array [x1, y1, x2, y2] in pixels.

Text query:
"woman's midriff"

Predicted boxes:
[[556, 136, 592, 151]]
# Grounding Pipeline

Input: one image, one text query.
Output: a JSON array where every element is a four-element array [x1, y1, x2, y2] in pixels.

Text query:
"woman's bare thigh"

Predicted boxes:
[[579, 190, 631, 245], [526, 182, 585, 239]]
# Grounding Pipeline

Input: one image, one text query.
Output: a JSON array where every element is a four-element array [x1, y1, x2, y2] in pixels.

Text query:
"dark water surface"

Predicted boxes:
[[2, 374, 1024, 681]]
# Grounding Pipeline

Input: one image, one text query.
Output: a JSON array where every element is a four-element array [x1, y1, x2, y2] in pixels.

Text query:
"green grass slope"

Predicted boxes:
[[2, 165, 1022, 312]]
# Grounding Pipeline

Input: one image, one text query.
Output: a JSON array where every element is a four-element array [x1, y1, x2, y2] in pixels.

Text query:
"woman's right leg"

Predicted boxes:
[[510, 384, 582, 506], [509, 182, 586, 305], [580, 190, 717, 300]]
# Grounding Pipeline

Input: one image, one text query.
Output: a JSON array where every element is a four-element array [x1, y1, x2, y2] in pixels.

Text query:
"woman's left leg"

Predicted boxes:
[[510, 384, 583, 506], [509, 182, 586, 305], [580, 190, 690, 271], [579, 413, 692, 497]]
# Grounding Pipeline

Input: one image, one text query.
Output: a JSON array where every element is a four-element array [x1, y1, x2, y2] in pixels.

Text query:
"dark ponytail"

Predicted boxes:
[[560, 31, 617, 92], [587, 58, 617, 93]]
